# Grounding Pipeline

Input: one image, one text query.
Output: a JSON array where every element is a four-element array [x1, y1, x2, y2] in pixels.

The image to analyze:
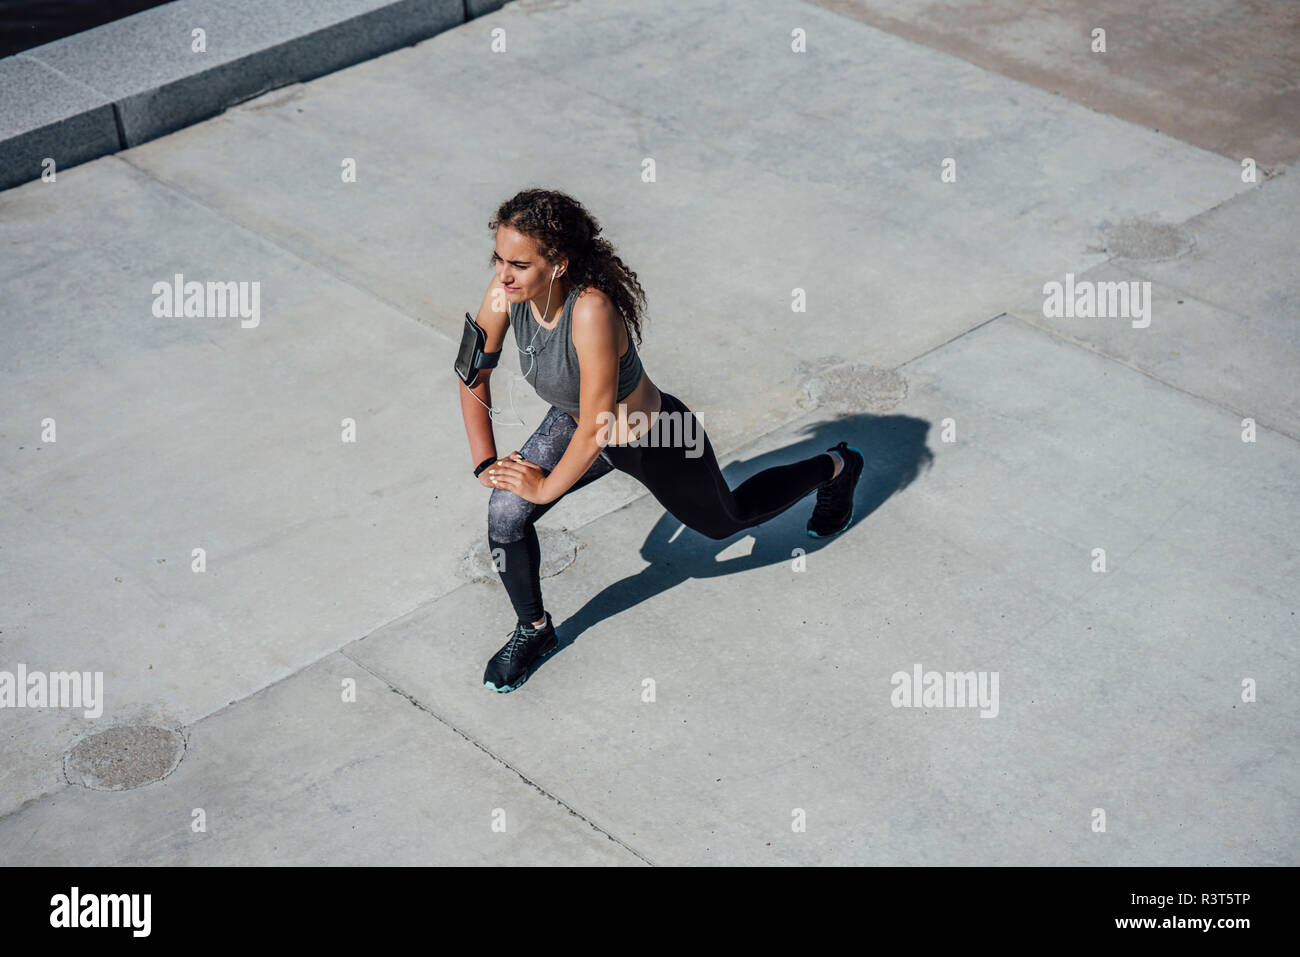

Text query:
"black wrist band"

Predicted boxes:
[[473, 455, 497, 477]]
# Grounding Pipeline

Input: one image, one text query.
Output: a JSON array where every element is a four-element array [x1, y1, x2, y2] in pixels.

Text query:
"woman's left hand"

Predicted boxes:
[[487, 452, 552, 504]]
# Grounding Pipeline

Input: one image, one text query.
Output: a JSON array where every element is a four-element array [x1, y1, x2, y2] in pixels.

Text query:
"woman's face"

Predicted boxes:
[[492, 226, 563, 301]]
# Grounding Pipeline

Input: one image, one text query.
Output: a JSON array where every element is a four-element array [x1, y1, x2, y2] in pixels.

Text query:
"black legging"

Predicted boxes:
[[487, 391, 835, 624]]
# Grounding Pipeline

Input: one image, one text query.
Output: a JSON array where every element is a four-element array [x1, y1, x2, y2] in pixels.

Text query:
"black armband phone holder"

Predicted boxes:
[[454, 312, 501, 386]]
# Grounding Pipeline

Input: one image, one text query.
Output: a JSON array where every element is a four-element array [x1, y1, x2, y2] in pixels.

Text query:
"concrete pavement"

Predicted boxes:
[[1, 0, 1295, 865]]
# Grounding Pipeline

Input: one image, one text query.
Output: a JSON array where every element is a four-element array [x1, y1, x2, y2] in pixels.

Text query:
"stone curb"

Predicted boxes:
[[0, 0, 506, 191]]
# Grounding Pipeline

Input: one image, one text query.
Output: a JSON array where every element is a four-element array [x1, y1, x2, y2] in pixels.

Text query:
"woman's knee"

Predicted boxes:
[[487, 489, 536, 543]]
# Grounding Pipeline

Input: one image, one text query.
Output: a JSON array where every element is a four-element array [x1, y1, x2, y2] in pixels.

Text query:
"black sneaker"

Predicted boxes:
[[483, 612, 557, 693], [807, 442, 864, 537]]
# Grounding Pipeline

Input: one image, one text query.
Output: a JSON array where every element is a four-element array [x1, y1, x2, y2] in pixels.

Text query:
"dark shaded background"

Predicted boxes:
[[1, 0, 176, 57]]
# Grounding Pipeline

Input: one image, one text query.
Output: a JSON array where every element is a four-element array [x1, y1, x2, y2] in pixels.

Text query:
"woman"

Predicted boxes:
[[460, 189, 864, 692]]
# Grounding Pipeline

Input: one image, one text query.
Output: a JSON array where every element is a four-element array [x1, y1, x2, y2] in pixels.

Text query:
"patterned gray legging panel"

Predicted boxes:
[[487, 404, 615, 543]]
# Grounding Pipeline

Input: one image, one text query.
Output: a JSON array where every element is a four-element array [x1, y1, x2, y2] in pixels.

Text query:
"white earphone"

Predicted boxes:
[[461, 263, 564, 426]]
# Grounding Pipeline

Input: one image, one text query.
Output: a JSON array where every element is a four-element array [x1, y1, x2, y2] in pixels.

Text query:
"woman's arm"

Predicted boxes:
[[461, 278, 513, 474], [535, 290, 622, 503]]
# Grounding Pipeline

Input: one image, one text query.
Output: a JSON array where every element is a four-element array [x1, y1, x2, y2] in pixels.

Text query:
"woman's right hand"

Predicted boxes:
[[479, 452, 524, 489]]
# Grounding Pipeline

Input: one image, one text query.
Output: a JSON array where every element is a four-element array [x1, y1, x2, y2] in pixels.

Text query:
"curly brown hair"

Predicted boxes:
[[488, 188, 648, 347]]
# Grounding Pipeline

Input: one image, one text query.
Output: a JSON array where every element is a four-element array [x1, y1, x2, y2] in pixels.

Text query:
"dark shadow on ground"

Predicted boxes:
[[530, 411, 935, 677]]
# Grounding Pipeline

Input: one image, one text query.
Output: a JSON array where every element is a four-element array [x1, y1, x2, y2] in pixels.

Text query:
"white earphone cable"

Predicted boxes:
[[462, 265, 563, 427]]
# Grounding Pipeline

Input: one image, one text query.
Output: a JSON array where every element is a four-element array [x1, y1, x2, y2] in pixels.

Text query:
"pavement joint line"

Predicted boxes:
[[338, 647, 657, 865], [1177, 167, 1289, 220], [897, 313, 1007, 370], [1093, 275, 1257, 327], [1002, 312, 1300, 446]]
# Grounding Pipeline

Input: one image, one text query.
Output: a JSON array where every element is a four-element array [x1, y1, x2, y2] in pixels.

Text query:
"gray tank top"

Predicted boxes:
[[510, 285, 644, 418]]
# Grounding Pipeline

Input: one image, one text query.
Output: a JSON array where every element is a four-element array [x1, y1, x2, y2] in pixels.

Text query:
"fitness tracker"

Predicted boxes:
[[473, 455, 496, 477]]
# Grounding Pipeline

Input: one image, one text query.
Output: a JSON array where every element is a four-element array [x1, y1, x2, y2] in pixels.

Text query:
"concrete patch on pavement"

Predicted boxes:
[[460, 527, 581, 585], [64, 725, 187, 791], [1100, 216, 1197, 263], [799, 360, 909, 414]]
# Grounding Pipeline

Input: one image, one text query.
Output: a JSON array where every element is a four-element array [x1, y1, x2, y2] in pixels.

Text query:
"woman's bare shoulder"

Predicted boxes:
[[571, 286, 619, 324], [570, 287, 623, 352]]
